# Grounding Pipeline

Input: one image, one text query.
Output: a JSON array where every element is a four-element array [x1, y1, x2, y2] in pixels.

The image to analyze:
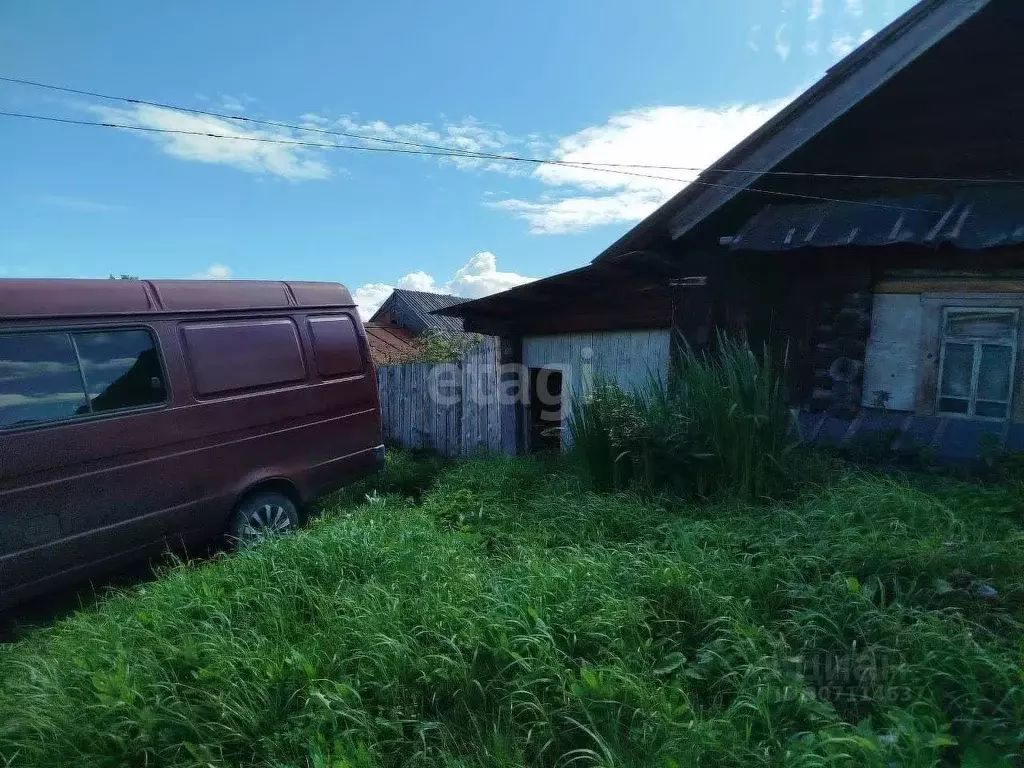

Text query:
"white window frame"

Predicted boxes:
[[936, 307, 1019, 420]]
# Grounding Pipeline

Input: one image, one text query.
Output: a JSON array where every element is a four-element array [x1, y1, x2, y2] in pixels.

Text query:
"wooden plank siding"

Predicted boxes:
[[522, 329, 672, 449], [378, 332, 671, 456]]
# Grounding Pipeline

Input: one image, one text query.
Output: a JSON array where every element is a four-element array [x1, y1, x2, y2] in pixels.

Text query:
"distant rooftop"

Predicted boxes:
[[368, 289, 469, 340], [364, 322, 423, 365]]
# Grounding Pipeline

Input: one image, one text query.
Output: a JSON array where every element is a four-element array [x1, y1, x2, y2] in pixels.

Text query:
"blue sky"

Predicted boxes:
[[0, 0, 909, 316]]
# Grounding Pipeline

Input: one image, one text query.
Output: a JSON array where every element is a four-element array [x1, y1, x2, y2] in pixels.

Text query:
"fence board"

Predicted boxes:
[[376, 337, 508, 457]]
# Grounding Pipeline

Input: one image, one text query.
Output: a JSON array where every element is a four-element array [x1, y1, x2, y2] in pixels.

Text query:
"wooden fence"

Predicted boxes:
[[375, 337, 514, 456]]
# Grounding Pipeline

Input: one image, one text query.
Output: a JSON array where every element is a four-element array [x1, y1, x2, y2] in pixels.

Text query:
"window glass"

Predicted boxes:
[[945, 311, 1016, 341], [940, 343, 974, 399], [74, 330, 166, 412], [0, 333, 88, 428], [976, 401, 1009, 418], [938, 308, 1018, 419], [977, 345, 1013, 402], [938, 397, 970, 414]]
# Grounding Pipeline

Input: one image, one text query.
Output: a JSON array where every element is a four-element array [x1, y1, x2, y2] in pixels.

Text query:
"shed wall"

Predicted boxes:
[[522, 329, 671, 448]]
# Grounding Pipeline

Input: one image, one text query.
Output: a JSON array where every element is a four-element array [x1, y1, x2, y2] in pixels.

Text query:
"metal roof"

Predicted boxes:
[[0, 279, 354, 319], [591, 0, 991, 263], [439, 0, 1001, 334], [364, 323, 423, 364], [369, 289, 469, 339], [729, 188, 1024, 252], [435, 263, 676, 336], [434, 268, 591, 319]]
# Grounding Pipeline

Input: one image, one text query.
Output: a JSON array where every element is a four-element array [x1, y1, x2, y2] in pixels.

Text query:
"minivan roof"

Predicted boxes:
[[0, 279, 355, 319]]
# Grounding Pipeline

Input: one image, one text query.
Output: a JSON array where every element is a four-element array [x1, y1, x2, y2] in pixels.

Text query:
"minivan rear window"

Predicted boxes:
[[0, 329, 165, 429]]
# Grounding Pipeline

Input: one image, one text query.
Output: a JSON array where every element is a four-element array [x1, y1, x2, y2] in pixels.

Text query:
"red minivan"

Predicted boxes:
[[0, 278, 383, 609]]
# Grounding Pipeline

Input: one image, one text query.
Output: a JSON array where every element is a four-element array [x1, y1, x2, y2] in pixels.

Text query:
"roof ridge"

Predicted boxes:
[[392, 288, 465, 300]]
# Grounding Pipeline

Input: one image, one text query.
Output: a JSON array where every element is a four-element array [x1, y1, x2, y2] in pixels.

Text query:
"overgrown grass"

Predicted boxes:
[[569, 334, 795, 499], [323, 447, 449, 508], [1, 454, 1023, 766]]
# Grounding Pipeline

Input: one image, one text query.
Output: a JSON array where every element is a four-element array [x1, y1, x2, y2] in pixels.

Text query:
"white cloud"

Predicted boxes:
[[354, 252, 535, 319], [823, 27, 872, 57], [86, 95, 774, 238], [487, 98, 789, 235], [330, 114, 523, 174], [300, 112, 329, 126], [219, 95, 246, 113], [79, 89, 784, 239], [396, 270, 440, 293], [39, 195, 120, 212], [445, 252, 534, 298], [353, 282, 397, 320], [829, 28, 873, 57], [87, 104, 330, 181], [804, 38, 821, 56], [830, 34, 856, 57], [845, 0, 864, 16], [775, 24, 792, 61], [0, 392, 90, 408], [489, 191, 665, 236], [808, 0, 825, 21], [747, 24, 761, 52], [192, 263, 232, 279]]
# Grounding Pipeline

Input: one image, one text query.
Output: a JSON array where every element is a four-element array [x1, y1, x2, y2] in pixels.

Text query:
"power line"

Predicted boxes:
[[0, 75, 522, 161], [3, 75, 1022, 186], [0, 110, 486, 159], [0, 109, 946, 214]]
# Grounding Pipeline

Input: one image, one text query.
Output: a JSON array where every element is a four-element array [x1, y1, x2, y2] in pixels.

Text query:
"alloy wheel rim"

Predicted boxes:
[[240, 503, 292, 543]]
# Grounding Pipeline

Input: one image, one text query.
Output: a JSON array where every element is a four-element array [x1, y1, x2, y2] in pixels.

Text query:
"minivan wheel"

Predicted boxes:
[[228, 491, 300, 548]]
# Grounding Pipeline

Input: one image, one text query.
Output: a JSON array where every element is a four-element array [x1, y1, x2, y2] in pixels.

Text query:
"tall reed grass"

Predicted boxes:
[[569, 333, 794, 499]]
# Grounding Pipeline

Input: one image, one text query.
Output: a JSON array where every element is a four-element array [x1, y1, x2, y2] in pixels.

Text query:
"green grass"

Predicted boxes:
[[1, 453, 1023, 766], [321, 446, 450, 508], [568, 334, 794, 499]]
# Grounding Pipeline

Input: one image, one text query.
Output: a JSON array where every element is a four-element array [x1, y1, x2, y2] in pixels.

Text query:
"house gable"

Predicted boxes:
[[593, 0, 992, 265], [368, 289, 469, 339]]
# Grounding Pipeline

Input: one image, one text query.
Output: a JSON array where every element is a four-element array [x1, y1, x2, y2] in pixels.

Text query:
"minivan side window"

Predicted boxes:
[[76, 330, 166, 413], [0, 329, 165, 430], [0, 333, 89, 428]]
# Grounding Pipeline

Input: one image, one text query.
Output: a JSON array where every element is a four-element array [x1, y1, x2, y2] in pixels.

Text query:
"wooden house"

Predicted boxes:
[[441, 0, 1024, 458]]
